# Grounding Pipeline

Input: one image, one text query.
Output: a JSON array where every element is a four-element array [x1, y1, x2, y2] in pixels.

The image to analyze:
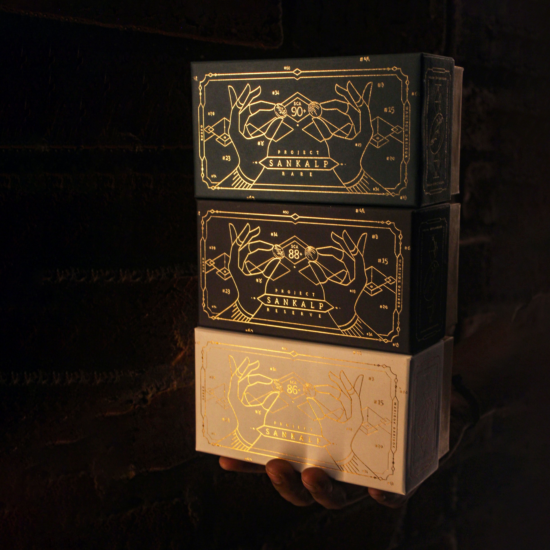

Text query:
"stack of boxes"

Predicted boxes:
[[191, 54, 462, 495]]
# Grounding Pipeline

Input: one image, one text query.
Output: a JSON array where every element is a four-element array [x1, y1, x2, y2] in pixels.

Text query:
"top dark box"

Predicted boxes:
[[192, 53, 461, 207]]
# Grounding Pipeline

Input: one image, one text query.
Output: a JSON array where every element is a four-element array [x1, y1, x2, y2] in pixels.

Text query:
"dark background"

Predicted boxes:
[[1, 1, 549, 548]]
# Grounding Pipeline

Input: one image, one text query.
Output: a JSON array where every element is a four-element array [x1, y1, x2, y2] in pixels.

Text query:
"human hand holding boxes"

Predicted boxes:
[[192, 53, 462, 500]]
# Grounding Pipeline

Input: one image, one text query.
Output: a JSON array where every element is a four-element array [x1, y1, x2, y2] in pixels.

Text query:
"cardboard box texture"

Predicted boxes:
[[195, 327, 445, 495], [198, 200, 454, 353], [438, 336, 454, 459]]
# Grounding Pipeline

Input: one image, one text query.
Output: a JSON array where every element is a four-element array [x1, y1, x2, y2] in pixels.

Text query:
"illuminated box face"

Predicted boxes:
[[195, 327, 445, 495], [198, 200, 454, 354], [191, 53, 458, 207]]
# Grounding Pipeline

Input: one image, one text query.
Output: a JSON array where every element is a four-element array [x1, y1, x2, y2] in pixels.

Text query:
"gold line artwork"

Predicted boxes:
[[197, 66, 411, 197], [200, 209, 404, 344], [416, 218, 448, 341], [199, 342, 400, 480], [424, 67, 452, 195]]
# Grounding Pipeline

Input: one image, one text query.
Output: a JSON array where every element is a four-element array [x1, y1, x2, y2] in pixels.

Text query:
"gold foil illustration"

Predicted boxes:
[[197, 66, 411, 197]]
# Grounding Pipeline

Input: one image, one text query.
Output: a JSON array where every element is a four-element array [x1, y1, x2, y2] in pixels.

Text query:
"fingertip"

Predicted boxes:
[[265, 460, 287, 486], [236, 356, 249, 376], [249, 225, 261, 239], [219, 456, 238, 471], [219, 456, 266, 474], [342, 230, 355, 250], [368, 487, 385, 500], [340, 370, 353, 390], [301, 467, 331, 492], [354, 374, 364, 395], [228, 86, 237, 106], [335, 83, 347, 96], [266, 458, 294, 476], [363, 81, 373, 105], [368, 488, 408, 508], [302, 469, 369, 510], [359, 232, 368, 252]]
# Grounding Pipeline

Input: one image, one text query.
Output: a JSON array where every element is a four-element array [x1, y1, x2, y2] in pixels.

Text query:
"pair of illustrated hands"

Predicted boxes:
[[227, 223, 369, 328], [227, 81, 374, 185]]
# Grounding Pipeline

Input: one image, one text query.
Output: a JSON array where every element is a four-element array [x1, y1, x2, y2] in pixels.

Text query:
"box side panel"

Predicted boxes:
[[197, 200, 414, 353], [195, 327, 206, 453], [445, 203, 461, 335], [420, 54, 454, 206], [451, 67, 464, 196], [191, 54, 429, 207], [194, 326, 412, 493], [405, 341, 443, 493], [438, 336, 454, 459], [410, 205, 450, 352], [197, 201, 206, 323], [192, 62, 208, 200]]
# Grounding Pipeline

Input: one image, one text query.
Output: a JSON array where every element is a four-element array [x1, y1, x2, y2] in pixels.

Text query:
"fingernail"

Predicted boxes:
[[266, 470, 283, 485]]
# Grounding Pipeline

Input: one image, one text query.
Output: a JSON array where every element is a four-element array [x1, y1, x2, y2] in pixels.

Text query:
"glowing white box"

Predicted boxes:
[[195, 327, 446, 495]]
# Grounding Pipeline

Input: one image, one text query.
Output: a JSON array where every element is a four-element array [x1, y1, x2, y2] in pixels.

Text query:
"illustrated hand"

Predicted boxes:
[[307, 231, 368, 327], [227, 356, 280, 448], [228, 84, 275, 182], [228, 223, 282, 319], [318, 81, 374, 184], [307, 371, 364, 464]]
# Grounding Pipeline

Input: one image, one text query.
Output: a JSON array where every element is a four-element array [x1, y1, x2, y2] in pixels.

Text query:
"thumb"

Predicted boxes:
[[229, 223, 237, 245], [357, 233, 368, 257], [228, 85, 238, 108], [346, 81, 361, 106], [354, 374, 364, 397], [362, 82, 373, 106]]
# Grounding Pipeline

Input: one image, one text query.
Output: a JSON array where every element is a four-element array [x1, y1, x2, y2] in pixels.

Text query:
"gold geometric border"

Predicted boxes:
[[200, 208, 404, 344], [199, 339, 401, 481], [196, 65, 411, 196]]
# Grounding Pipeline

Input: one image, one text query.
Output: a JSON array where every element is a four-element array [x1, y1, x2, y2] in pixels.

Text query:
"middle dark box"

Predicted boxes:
[[198, 200, 457, 354]]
